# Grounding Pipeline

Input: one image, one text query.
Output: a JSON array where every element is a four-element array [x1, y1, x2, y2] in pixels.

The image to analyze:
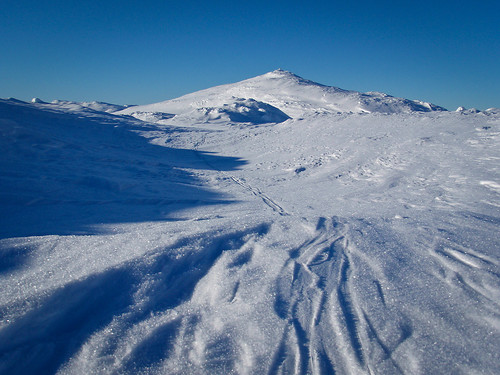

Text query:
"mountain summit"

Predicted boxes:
[[117, 70, 446, 122]]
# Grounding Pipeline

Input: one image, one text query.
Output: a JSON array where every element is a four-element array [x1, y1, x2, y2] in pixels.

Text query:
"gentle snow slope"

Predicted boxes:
[[117, 69, 446, 121], [30, 98, 132, 113], [1, 75, 499, 375]]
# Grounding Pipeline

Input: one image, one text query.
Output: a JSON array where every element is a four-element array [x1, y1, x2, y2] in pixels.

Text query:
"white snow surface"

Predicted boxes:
[[1, 72, 500, 375], [49, 99, 132, 113], [116, 70, 446, 121]]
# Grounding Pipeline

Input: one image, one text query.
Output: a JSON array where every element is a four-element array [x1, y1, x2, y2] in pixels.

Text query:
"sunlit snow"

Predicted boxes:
[[1, 71, 499, 374]]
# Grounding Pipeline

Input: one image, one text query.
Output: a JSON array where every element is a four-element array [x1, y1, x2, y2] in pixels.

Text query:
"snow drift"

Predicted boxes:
[[127, 98, 290, 125]]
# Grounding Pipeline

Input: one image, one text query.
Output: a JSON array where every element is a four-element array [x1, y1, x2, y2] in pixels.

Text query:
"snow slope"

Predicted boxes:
[[116, 69, 446, 121], [1, 73, 500, 375], [49, 100, 132, 113], [0, 98, 243, 238]]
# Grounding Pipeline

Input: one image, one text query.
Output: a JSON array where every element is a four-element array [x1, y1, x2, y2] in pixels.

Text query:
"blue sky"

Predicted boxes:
[[1, 0, 499, 110]]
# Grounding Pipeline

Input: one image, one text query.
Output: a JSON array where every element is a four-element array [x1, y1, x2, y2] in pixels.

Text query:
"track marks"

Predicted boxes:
[[271, 217, 374, 374], [267, 330, 289, 375], [267, 306, 312, 375], [373, 280, 387, 306], [337, 251, 365, 367], [269, 216, 427, 374], [229, 176, 289, 216], [362, 311, 407, 374], [308, 236, 342, 267], [292, 315, 311, 375]]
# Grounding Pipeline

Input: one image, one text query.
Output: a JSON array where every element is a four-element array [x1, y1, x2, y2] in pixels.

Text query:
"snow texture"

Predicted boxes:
[[1, 71, 499, 375]]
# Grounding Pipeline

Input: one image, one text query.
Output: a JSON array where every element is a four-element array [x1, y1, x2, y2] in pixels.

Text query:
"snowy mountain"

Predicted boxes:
[[117, 69, 447, 122], [1, 76, 499, 375]]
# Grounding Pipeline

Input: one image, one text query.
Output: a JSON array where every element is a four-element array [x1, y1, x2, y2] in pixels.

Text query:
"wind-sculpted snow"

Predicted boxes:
[[1, 88, 499, 374], [127, 111, 176, 123], [194, 98, 290, 124], [129, 98, 290, 125]]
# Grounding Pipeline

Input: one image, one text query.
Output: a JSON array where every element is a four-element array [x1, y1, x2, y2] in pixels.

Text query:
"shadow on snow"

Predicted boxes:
[[0, 223, 270, 375], [0, 99, 247, 242]]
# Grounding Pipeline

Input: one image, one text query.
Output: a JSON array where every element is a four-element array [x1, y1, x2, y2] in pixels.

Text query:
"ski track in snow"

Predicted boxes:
[[270, 217, 411, 375], [228, 176, 289, 217], [1, 79, 500, 375]]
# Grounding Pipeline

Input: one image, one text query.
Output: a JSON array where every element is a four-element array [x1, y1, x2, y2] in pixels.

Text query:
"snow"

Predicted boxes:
[[49, 100, 132, 113], [116, 69, 447, 121], [1, 71, 500, 374], [127, 98, 289, 125]]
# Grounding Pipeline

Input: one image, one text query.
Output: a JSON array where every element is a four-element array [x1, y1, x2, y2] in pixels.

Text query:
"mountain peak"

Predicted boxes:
[[116, 71, 447, 121], [258, 69, 311, 82], [268, 68, 296, 76], [247, 69, 301, 83]]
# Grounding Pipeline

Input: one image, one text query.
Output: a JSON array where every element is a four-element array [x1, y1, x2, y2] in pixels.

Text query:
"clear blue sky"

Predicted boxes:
[[1, 0, 499, 110]]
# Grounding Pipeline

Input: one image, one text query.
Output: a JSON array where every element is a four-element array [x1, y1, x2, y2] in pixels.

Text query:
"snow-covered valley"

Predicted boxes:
[[1, 71, 499, 374]]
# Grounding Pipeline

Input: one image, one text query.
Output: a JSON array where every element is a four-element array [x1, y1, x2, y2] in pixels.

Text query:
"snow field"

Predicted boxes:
[[1, 70, 500, 374]]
